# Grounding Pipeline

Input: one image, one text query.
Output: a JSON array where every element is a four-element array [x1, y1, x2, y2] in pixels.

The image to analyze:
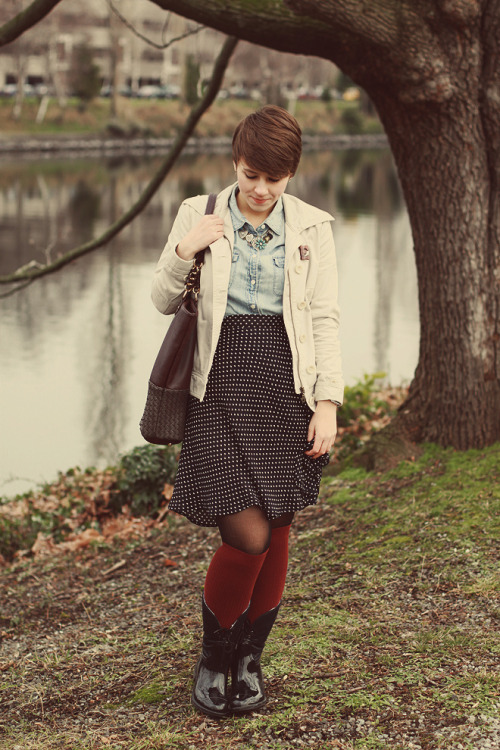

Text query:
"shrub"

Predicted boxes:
[[333, 373, 404, 463], [339, 106, 364, 134], [0, 490, 80, 562], [115, 444, 180, 517], [0, 513, 39, 561], [338, 372, 390, 426], [68, 43, 102, 109], [183, 54, 200, 106]]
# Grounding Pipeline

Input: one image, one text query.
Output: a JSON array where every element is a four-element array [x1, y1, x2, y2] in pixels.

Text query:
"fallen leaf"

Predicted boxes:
[[162, 483, 174, 500], [31, 532, 56, 556]]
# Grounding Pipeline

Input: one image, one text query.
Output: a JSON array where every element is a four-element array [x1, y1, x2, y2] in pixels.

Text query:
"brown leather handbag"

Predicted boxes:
[[140, 193, 217, 445]]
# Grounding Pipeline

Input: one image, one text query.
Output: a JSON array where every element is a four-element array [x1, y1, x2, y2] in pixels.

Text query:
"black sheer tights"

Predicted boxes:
[[217, 506, 294, 555]]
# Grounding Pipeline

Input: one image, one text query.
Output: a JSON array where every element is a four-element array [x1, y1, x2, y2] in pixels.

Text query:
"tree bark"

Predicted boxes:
[[378, 94, 499, 447]]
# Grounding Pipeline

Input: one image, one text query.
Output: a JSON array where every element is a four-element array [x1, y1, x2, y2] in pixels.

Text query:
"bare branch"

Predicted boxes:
[[0, 278, 34, 299], [0, 35, 238, 289], [105, 0, 204, 50], [0, 0, 64, 47]]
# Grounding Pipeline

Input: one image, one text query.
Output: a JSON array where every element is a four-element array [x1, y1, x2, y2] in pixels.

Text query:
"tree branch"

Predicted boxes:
[[0, 34, 238, 288], [148, 0, 328, 54], [149, 0, 401, 51], [284, 0, 400, 47], [148, 1, 452, 99], [146, 1, 421, 89], [0, 0, 64, 47]]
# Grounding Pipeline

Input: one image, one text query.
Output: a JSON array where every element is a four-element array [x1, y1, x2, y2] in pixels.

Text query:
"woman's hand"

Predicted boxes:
[[176, 214, 225, 261], [305, 400, 338, 459]]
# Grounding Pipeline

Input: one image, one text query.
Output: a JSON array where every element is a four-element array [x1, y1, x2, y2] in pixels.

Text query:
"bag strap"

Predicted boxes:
[[206, 191, 217, 216], [195, 192, 217, 266], [183, 193, 217, 298]]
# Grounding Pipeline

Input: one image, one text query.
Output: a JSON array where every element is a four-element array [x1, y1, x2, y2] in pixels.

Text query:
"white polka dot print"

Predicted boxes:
[[169, 315, 329, 527]]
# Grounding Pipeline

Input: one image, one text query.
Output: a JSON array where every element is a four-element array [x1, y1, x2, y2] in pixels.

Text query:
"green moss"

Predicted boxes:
[[127, 680, 168, 705]]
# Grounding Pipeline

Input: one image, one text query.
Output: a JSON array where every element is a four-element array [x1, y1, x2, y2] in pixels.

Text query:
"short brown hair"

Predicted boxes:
[[232, 105, 302, 178]]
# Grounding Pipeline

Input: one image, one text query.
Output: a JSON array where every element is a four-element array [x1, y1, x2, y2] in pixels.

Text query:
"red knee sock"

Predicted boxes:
[[204, 542, 268, 629], [248, 524, 291, 623]]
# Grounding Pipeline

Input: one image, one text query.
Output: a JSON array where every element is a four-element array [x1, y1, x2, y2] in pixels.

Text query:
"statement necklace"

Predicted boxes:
[[238, 226, 273, 251]]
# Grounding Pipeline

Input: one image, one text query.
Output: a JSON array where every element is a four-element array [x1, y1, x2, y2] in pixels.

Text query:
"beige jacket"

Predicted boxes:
[[151, 183, 344, 410]]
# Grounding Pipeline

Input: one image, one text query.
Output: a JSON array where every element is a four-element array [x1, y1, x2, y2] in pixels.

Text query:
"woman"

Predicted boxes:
[[151, 105, 344, 718]]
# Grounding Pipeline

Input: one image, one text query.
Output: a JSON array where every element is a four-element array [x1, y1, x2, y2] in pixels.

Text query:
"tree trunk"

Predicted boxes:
[[366, 6, 500, 448], [108, 7, 121, 119], [371, 98, 499, 448]]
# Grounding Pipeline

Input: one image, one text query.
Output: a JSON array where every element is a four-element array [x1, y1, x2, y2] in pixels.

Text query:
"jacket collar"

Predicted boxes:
[[223, 183, 334, 231], [282, 192, 334, 232], [185, 183, 334, 233]]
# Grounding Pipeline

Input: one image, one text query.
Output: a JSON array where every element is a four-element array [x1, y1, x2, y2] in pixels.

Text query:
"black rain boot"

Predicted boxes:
[[230, 603, 281, 714], [191, 597, 248, 719]]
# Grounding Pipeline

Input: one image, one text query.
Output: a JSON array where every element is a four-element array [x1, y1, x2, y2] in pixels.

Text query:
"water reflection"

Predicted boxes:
[[0, 148, 418, 497], [69, 180, 101, 241], [82, 247, 128, 463]]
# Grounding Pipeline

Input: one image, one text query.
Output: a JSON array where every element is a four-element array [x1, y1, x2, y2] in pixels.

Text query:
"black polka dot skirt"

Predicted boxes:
[[168, 314, 329, 527]]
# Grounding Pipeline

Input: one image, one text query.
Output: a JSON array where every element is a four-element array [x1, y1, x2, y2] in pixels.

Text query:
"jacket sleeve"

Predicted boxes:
[[310, 221, 344, 405], [151, 202, 199, 315]]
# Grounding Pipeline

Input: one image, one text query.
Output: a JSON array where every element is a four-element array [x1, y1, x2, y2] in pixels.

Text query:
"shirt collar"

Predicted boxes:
[[229, 185, 284, 235]]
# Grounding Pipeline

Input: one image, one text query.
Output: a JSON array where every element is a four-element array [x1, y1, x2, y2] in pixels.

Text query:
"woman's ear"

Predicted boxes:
[[233, 160, 237, 172]]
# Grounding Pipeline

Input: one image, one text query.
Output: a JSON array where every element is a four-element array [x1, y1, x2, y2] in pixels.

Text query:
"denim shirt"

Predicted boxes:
[[225, 186, 285, 316]]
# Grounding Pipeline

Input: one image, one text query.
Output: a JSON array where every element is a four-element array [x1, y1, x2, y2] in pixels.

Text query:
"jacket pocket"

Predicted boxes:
[[229, 250, 240, 287], [272, 250, 286, 296]]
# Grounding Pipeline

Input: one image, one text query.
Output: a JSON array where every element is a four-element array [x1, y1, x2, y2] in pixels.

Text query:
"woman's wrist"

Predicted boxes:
[[175, 241, 197, 262]]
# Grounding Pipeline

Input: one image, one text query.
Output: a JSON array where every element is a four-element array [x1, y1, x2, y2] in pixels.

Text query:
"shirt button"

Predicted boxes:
[[299, 334, 306, 343], [306, 365, 315, 374], [250, 304, 256, 309], [297, 301, 306, 310], [251, 279, 256, 285], [295, 264, 303, 274]]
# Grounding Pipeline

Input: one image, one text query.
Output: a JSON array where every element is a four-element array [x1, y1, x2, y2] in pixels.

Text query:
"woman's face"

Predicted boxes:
[[234, 160, 291, 221]]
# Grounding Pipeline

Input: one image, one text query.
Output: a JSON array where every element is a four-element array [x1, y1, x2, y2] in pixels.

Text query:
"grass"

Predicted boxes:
[[0, 442, 498, 748], [0, 96, 383, 140]]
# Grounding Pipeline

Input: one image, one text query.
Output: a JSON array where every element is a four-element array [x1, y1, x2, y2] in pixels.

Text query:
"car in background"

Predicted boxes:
[[0, 83, 18, 97], [135, 84, 180, 99], [159, 84, 180, 99], [0, 83, 49, 98]]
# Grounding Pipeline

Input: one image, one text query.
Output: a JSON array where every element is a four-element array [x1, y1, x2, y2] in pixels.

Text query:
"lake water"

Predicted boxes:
[[0, 147, 418, 498]]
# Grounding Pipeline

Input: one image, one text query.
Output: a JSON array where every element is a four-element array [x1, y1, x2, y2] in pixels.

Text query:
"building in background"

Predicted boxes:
[[0, 0, 337, 100]]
